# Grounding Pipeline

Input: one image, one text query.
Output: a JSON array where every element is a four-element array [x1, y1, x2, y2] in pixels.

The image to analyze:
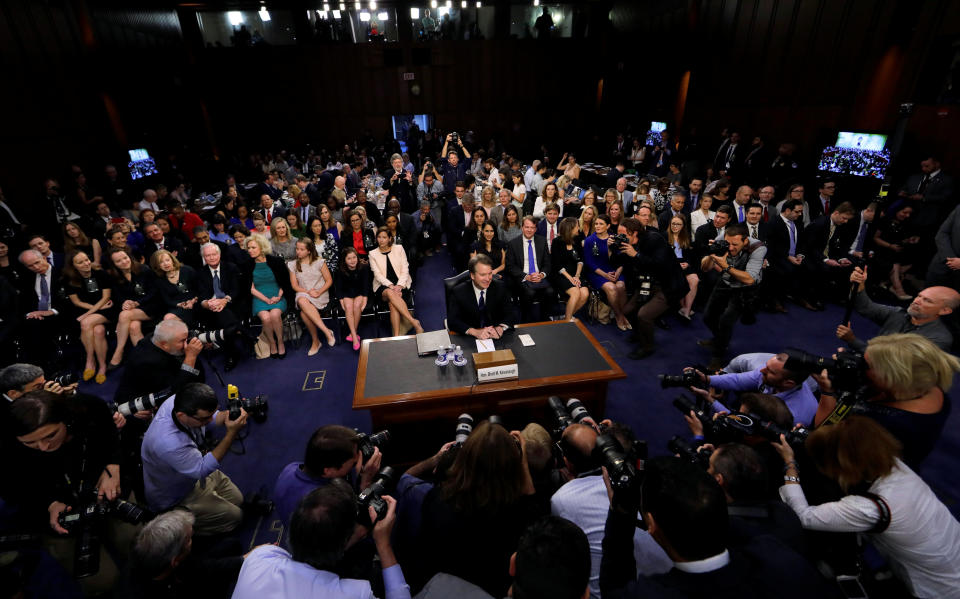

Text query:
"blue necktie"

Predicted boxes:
[[213, 271, 225, 298], [527, 239, 536, 275], [788, 221, 796, 256], [738, 205, 744, 222], [38, 274, 50, 311], [478, 290, 486, 327]]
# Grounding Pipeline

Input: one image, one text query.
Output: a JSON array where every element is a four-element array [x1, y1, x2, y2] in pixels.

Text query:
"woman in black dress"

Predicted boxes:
[[551, 217, 590, 321], [104, 247, 162, 369], [470, 222, 506, 278], [150, 249, 199, 325], [665, 213, 700, 321], [63, 251, 115, 384], [335, 247, 372, 351], [872, 201, 920, 301]]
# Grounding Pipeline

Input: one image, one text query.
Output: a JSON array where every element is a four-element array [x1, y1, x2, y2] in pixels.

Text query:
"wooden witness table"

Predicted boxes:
[[353, 320, 626, 433]]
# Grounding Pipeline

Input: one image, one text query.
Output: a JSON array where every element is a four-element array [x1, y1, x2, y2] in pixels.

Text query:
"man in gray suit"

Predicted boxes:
[[927, 205, 960, 290]]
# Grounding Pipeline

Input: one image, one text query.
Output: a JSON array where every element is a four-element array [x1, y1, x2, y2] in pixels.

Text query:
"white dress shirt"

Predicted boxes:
[[780, 460, 960, 599], [33, 268, 57, 313], [521, 235, 539, 274]]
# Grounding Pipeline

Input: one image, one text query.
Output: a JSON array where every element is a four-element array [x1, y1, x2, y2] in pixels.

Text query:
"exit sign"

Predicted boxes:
[[402, 72, 415, 80]]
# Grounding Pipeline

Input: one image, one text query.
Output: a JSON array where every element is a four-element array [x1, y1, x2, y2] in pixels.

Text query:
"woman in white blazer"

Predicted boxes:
[[369, 226, 423, 336]]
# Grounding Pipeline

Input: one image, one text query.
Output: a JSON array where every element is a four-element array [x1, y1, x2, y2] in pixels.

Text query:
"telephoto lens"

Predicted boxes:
[[454, 414, 474, 445], [548, 396, 572, 433], [357, 466, 397, 527], [566, 398, 593, 425], [116, 389, 173, 417], [356, 430, 391, 461], [667, 436, 711, 470]]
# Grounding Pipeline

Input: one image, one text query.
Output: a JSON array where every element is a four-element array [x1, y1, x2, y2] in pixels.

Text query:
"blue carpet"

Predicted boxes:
[[80, 250, 960, 546]]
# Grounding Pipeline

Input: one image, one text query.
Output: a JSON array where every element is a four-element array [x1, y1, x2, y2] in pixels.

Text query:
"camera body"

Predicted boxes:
[[50, 372, 78, 387], [783, 348, 865, 393], [710, 239, 731, 256], [672, 394, 809, 446], [659, 371, 704, 390], [454, 413, 474, 445], [356, 430, 391, 461], [609, 233, 629, 247], [58, 495, 155, 579], [548, 396, 599, 437], [227, 384, 268, 423], [593, 433, 646, 494], [668, 435, 712, 470], [449, 132, 459, 144], [357, 466, 396, 527]]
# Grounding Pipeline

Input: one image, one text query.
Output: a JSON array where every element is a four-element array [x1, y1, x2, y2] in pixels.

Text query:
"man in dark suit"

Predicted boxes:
[[196, 242, 248, 371], [535, 203, 562, 252], [605, 159, 627, 188], [764, 199, 806, 312], [743, 204, 769, 242], [927, 204, 960, 290], [801, 201, 857, 307], [714, 131, 743, 178], [900, 154, 955, 245], [25, 234, 64, 273], [807, 178, 836, 222], [114, 319, 205, 404], [447, 255, 515, 337], [251, 172, 282, 203], [506, 216, 554, 322], [658, 193, 689, 233], [446, 187, 476, 271], [181, 228, 229, 270], [258, 193, 288, 223], [693, 205, 733, 261], [143, 222, 184, 258], [600, 457, 836, 599], [16, 249, 64, 370]]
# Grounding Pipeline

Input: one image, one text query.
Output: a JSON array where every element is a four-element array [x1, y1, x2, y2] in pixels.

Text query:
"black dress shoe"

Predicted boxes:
[[278, 351, 287, 360], [270, 352, 279, 359], [224, 357, 237, 371], [628, 347, 654, 360], [654, 317, 671, 330]]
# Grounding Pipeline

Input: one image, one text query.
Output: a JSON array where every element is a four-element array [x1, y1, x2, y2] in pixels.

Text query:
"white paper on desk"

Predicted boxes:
[[475, 339, 496, 353], [519, 334, 535, 346]]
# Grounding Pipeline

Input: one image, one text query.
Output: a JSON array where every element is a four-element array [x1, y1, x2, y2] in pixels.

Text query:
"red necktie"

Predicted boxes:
[[549, 224, 554, 246], [762, 206, 769, 223], [823, 199, 829, 214], [267, 210, 272, 221]]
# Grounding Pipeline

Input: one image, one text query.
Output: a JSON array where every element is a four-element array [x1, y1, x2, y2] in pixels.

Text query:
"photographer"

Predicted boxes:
[[386, 154, 417, 213], [613, 218, 689, 360], [836, 266, 956, 352], [140, 382, 248, 535], [698, 223, 766, 370], [233, 480, 410, 599], [773, 416, 960, 598], [403, 421, 541, 596], [439, 133, 472, 194], [551, 422, 671, 597], [416, 170, 444, 226], [9, 390, 131, 593], [114, 319, 205, 405], [273, 424, 383, 529], [599, 457, 835, 599], [814, 333, 960, 467], [706, 443, 807, 557], [686, 353, 818, 425], [120, 510, 243, 599]]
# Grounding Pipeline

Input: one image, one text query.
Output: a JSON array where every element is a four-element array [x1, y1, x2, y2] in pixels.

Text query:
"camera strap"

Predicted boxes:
[[854, 492, 891, 534]]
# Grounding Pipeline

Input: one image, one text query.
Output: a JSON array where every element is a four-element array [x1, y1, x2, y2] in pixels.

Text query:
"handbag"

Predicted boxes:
[[282, 311, 303, 347], [254, 334, 271, 359], [588, 292, 612, 324]]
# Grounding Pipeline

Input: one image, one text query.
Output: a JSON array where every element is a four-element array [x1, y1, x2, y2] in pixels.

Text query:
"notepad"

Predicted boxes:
[[475, 339, 496, 353], [519, 334, 535, 347]]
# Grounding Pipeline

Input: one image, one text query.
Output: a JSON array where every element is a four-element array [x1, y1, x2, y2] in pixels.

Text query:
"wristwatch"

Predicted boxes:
[[722, 265, 732, 274]]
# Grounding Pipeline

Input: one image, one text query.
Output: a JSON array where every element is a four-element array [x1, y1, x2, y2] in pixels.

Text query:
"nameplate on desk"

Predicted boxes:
[[477, 363, 519, 382]]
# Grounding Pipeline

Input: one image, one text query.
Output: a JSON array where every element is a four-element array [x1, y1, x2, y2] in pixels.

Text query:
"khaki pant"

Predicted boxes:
[[180, 470, 244, 535]]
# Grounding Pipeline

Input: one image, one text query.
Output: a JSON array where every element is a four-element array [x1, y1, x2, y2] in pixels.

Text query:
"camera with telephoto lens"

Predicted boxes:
[[449, 132, 459, 144], [50, 372, 78, 387], [454, 413, 474, 445], [710, 239, 731, 256], [668, 435, 712, 470], [672, 394, 811, 446], [357, 466, 396, 527], [355, 430, 390, 461], [784, 348, 866, 393], [658, 370, 705, 390], [114, 388, 173, 417], [227, 384, 268, 423], [58, 493, 155, 579], [190, 327, 228, 348], [593, 433, 646, 494], [548, 396, 573, 436]]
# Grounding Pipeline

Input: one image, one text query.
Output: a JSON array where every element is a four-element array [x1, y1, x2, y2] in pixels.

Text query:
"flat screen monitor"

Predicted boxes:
[[818, 144, 890, 179], [646, 121, 667, 146], [127, 148, 158, 180], [392, 114, 433, 146], [835, 132, 887, 152]]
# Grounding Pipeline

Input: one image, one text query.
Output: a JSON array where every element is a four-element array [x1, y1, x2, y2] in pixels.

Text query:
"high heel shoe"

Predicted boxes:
[[270, 352, 279, 359]]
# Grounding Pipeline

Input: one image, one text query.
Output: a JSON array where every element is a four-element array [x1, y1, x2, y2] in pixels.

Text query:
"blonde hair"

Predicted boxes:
[[579, 205, 598, 237], [246, 232, 273, 256], [287, 184, 302, 198], [270, 217, 291, 241], [866, 333, 960, 399]]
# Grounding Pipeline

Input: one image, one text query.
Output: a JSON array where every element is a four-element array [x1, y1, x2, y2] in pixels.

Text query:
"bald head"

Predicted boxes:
[[735, 186, 754, 206], [907, 286, 960, 323], [334, 176, 346, 189], [562, 424, 598, 459]]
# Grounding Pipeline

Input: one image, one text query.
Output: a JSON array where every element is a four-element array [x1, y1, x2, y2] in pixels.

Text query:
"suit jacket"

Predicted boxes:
[[506, 234, 551, 282], [196, 260, 243, 305], [488, 204, 508, 230], [258, 203, 288, 222], [18, 269, 65, 314], [806, 195, 832, 222], [658, 210, 686, 232], [446, 279, 514, 334], [446, 206, 470, 250], [145, 236, 185, 259], [903, 171, 956, 230], [693, 222, 724, 260], [801, 215, 853, 261], [743, 221, 769, 243], [290, 204, 317, 224], [368, 245, 412, 292], [353, 200, 382, 227], [535, 218, 562, 249], [113, 341, 205, 404], [251, 182, 282, 202]]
